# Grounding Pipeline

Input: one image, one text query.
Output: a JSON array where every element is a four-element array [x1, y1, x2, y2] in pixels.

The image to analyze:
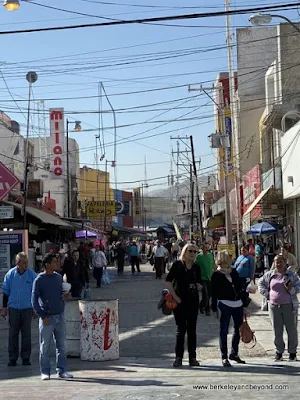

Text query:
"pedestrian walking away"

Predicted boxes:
[[128, 241, 141, 274], [2, 252, 37, 367], [165, 244, 202, 368], [115, 242, 126, 274], [32, 253, 73, 381], [92, 245, 107, 288], [153, 241, 168, 279], [211, 250, 247, 368], [195, 244, 216, 316], [61, 250, 89, 298], [258, 254, 300, 361]]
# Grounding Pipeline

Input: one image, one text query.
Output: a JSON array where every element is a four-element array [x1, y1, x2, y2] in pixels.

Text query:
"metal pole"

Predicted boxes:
[[190, 135, 204, 242], [141, 183, 144, 231], [221, 108, 233, 244], [96, 135, 99, 202], [225, 0, 242, 248], [104, 160, 108, 232], [22, 81, 32, 229], [190, 164, 194, 241], [66, 119, 70, 218]]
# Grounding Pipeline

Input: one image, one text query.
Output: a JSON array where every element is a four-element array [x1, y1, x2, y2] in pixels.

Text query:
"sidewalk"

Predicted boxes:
[[0, 263, 299, 399]]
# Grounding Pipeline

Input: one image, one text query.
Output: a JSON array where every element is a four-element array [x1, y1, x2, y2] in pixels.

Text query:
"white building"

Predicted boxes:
[[281, 121, 300, 261]]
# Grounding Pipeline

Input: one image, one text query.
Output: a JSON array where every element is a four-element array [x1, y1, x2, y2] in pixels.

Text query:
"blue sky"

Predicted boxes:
[[1, 0, 299, 194]]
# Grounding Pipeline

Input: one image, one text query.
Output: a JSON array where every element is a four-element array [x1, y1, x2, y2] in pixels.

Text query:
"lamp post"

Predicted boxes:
[[22, 72, 38, 229], [104, 159, 116, 232], [3, 0, 20, 11], [66, 119, 81, 218], [249, 13, 300, 34]]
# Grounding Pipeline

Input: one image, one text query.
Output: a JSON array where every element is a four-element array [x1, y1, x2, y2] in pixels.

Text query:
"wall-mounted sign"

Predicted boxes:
[[50, 108, 65, 180], [133, 188, 141, 219], [86, 201, 116, 218], [0, 206, 14, 219]]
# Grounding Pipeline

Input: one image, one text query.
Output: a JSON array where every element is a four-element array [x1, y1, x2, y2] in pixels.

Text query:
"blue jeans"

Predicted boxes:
[[218, 302, 243, 360], [39, 314, 66, 375]]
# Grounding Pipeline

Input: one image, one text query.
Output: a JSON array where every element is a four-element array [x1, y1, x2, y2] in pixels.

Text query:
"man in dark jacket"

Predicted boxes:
[[61, 250, 89, 298]]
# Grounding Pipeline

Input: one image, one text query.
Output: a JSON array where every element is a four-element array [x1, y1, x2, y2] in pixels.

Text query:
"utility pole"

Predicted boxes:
[[190, 164, 194, 241], [225, 0, 242, 248], [190, 135, 204, 242], [189, 84, 232, 244]]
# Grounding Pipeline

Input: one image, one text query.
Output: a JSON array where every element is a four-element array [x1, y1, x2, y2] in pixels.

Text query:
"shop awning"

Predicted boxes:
[[243, 186, 272, 216], [3, 201, 73, 229]]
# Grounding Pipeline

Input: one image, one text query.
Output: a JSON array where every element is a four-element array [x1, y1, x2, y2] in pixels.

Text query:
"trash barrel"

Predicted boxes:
[[79, 299, 119, 361], [65, 298, 81, 358]]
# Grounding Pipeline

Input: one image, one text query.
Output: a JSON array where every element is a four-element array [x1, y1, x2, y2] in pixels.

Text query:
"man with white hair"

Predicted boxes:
[[2, 252, 37, 367]]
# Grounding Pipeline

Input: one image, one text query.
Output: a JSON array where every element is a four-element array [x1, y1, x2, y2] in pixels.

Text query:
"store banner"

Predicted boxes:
[[86, 200, 116, 218], [49, 108, 65, 180], [133, 188, 141, 221]]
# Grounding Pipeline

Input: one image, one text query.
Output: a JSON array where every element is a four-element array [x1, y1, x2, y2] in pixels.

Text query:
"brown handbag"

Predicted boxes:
[[240, 315, 256, 348]]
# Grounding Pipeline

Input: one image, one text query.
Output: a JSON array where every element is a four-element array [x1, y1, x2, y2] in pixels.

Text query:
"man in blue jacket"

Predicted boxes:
[[2, 252, 37, 367], [32, 253, 73, 381]]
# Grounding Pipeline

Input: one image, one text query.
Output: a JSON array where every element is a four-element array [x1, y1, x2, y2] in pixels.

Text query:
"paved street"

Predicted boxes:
[[0, 263, 299, 399]]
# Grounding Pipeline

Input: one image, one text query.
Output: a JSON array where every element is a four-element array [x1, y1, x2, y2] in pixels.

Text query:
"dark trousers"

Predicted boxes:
[[154, 257, 165, 278], [200, 280, 211, 312], [117, 259, 125, 274], [131, 256, 140, 273], [173, 300, 199, 360], [8, 308, 33, 362], [70, 281, 83, 298], [93, 267, 103, 287], [218, 302, 243, 360]]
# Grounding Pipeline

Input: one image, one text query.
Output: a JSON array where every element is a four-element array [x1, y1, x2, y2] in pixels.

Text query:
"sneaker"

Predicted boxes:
[[173, 357, 182, 368], [22, 359, 31, 366], [189, 358, 200, 367], [274, 353, 283, 361], [222, 359, 232, 368], [58, 371, 73, 379], [41, 374, 50, 381], [7, 360, 17, 367], [229, 354, 246, 364], [289, 353, 297, 361]]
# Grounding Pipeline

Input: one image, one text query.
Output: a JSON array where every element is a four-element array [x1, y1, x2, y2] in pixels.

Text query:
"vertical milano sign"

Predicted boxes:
[[50, 108, 65, 179]]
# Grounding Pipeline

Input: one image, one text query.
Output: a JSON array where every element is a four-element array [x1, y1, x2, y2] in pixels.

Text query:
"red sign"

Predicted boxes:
[[242, 165, 261, 218], [50, 108, 65, 179], [0, 162, 19, 201]]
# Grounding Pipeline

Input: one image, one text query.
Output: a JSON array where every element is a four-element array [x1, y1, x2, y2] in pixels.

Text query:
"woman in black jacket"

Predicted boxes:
[[211, 250, 246, 367], [165, 243, 202, 368]]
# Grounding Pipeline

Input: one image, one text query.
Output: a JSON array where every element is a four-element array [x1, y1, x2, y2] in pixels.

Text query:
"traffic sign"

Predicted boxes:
[[0, 162, 19, 201], [0, 206, 14, 219]]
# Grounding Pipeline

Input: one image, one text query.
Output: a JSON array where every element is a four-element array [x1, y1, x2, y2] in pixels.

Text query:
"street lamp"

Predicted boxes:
[[249, 13, 300, 34], [22, 72, 38, 229], [66, 119, 81, 218], [3, 0, 19, 11]]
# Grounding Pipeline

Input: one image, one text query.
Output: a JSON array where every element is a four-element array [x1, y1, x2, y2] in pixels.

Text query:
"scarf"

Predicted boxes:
[[217, 265, 232, 275]]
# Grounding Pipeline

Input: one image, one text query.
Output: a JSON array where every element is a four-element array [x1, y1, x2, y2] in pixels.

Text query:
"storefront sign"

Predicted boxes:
[[0, 230, 28, 282], [86, 201, 116, 218], [0, 206, 14, 219], [50, 108, 65, 179], [133, 188, 141, 220]]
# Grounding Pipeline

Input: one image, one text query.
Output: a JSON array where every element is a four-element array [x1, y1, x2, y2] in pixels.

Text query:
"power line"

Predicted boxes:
[[1, 3, 300, 36]]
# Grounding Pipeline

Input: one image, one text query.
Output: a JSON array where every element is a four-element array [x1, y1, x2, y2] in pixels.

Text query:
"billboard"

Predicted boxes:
[[49, 108, 65, 180]]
